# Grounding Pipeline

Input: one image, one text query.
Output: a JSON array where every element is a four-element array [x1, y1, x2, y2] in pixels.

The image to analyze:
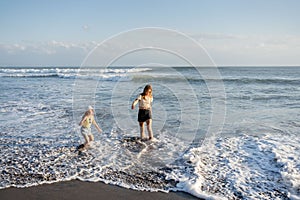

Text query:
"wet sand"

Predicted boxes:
[[0, 180, 200, 200]]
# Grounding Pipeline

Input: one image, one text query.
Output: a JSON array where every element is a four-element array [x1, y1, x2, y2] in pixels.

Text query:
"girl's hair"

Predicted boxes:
[[141, 84, 152, 98], [83, 110, 92, 118]]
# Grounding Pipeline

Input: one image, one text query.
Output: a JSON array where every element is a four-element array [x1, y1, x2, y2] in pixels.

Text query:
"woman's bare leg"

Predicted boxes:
[[139, 122, 145, 139], [146, 119, 153, 140]]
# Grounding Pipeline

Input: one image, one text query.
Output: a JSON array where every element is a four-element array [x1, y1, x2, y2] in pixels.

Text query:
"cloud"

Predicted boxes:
[[82, 25, 90, 31], [191, 33, 245, 41], [187, 33, 300, 66], [0, 43, 27, 54], [0, 40, 97, 55], [196, 33, 300, 50], [1, 33, 300, 66], [0, 40, 99, 66]]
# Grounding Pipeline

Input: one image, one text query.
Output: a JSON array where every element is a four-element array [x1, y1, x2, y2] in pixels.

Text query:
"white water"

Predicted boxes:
[[1, 66, 300, 199]]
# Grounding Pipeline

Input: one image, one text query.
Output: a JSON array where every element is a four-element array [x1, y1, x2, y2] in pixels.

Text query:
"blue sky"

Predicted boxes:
[[1, 0, 300, 66]]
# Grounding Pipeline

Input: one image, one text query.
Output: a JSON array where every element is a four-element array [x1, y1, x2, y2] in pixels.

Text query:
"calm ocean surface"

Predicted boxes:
[[0, 66, 299, 199]]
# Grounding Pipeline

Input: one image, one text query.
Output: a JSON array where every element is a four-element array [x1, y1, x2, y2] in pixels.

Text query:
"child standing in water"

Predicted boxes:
[[79, 106, 102, 149], [131, 85, 154, 140]]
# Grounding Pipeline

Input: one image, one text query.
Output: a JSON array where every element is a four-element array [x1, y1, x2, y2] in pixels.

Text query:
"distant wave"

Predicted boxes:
[[221, 77, 300, 85], [1, 67, 300, 86], [132, 74, 300, 85], [0, 68, 78, 78], [0, 67, 152, 81]]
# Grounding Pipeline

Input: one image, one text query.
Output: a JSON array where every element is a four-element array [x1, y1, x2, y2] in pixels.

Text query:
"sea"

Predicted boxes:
[[0, 66, 299, 200]]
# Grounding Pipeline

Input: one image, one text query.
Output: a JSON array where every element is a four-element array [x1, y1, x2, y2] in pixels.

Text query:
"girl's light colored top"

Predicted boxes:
[[82, 115, 95, 128], [137, 95, 153, 110]]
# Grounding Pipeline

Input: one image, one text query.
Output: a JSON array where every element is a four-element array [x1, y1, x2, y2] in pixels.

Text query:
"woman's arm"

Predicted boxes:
[[132, 95, 141, 109], [131, 98, 139, 109]]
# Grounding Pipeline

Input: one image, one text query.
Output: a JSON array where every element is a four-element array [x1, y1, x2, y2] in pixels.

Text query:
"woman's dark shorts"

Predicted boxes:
[[138, 109, 152, 122]]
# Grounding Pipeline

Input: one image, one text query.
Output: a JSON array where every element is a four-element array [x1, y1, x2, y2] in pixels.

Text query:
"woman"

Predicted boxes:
[[131, 85, 154, 140], [79, 106, 102, 149]]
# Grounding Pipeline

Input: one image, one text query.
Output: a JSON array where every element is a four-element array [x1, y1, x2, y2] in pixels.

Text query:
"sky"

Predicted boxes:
[[0, 0, 300, 66]]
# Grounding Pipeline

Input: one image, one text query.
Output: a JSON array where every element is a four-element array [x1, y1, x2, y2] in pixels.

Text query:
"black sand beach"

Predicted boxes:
[[0, 180, 200, 200]]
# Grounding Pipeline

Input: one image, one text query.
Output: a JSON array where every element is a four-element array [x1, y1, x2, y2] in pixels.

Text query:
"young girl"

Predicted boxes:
[[79, 106, 102, 149], [131, 85, 154, 140]]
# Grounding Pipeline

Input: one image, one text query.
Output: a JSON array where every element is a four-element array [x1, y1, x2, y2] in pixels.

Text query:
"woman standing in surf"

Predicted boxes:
[[131, 84, 154, 140]]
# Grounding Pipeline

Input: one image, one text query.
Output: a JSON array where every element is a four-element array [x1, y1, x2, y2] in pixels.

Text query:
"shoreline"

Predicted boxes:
[[0, 180, 200, 200]]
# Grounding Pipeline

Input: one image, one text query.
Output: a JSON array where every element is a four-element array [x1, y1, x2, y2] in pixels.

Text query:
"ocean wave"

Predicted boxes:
[[172, 134, 300, 199], [1, 132, 299, 199], [0, 128, 187, 190], [0, 67, 152, 81], [2, 67, 300, 86], [222, 77, 300, 85], [131, 74, 300, 85], [1, 66, 300, 199], [0, 68, 77, 78]]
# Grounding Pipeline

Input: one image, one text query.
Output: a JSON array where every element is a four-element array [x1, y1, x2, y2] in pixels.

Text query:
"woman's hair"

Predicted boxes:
[[141, 84, 152, 98]]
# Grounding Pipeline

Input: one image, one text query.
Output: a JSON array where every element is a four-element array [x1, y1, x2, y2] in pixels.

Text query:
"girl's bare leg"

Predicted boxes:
[[88, 134, 94, 142], [83, 134, 90, 148]]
